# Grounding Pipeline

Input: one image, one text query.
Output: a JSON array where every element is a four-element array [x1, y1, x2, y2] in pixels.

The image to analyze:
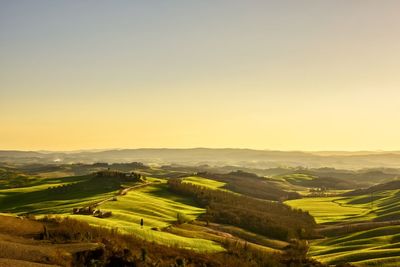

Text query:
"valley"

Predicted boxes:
[[1, 159, 400, 266]]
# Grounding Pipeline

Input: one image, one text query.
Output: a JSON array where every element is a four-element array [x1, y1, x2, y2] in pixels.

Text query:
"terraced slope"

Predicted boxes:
[[182, 176, 226, 189], [0, 174, 120, 214], [287, 189, 400, 224], [71, 182, 225, 252], [0, 174, 225, 252], [277, 173, 358, 190], [287, 189, 400, 266], [0, 169, 324, 262], [310, 225, 400, 266], [286, 196, 372, 224]]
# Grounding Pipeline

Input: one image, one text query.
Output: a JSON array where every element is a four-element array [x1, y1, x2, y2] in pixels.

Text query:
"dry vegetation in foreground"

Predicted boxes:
[[0, 214, 327, 267]]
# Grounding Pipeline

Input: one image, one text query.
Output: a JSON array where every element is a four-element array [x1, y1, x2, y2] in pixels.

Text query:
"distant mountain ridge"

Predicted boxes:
[[2, 148, 400, 169]]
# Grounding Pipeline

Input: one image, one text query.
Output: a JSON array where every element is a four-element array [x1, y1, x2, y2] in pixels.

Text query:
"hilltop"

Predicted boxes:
[[3, 148, 400, 169]]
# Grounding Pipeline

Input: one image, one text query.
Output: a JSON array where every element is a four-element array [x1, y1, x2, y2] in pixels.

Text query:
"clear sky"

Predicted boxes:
[[1, 1, 400, 151]]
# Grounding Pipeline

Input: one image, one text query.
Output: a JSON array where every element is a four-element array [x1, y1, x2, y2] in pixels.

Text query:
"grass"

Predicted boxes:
[[91, 183, 204, 229], [286, 190, 400, 224], [0, 174, 119, 214], [182, 176, 226, 189], [68, 182, 224, 252], [202, 223, 289, 250], [0, 173, 224, 252], [310, 225, 400, 266], [277, 173, 315, 182], [286, 197, 372, 224], [72, 213, 223, 252], [286, 189, 400, 266]]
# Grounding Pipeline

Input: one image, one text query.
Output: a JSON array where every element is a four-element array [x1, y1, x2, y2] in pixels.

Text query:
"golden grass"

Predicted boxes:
[[0, 215, 43, 236], [0, 258, 60, 267]]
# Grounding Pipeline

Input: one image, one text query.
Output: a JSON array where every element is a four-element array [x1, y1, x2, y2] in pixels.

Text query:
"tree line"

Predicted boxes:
[[168, 178, 316, 241]]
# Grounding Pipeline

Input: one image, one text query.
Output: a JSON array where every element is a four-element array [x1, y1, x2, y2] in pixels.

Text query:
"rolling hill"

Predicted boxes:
[[4, 148, 400, 169], [287, 185, 400, 266]]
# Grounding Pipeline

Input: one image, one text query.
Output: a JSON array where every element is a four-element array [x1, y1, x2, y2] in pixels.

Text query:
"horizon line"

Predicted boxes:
[[1, 147, 399, 154]]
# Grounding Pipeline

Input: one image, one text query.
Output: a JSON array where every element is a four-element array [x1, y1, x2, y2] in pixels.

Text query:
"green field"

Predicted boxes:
[[70, 182, 224, 251], [287, 189, 400, 224], [0, 174, 120, 214], [0, 174, 224, 252], [286, 196, 372, 224], [311, 225, 400, 266], [287, 189, 400, 266], [182, 176, 226, 189], [278, 173, 315, 183], [4, 166, 400, 265]]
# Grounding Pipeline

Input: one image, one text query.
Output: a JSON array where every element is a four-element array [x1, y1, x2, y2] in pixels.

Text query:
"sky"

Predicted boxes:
[[1, 0, 400, 151]]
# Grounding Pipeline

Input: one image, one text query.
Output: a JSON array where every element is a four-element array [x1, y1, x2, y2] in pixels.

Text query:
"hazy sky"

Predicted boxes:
[[1, 1, 400, 151]]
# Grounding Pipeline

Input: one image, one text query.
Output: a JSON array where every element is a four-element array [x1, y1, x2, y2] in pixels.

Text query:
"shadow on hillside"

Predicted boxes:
[[147, 184, 201, 207], [0, 175, 121, 213]]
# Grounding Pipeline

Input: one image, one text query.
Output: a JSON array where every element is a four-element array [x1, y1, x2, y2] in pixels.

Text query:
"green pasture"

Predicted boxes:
[[0, 174, 119, 214], [69, 182, 223, 252], [286, 197, 372, 224], [310, 225, 400, 266], [182, 176, 226, 189], [0, 173, 224, 252], [286, 190, 400, 224], [287, 189, 400, 266], [277, 173, 315, 182]]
